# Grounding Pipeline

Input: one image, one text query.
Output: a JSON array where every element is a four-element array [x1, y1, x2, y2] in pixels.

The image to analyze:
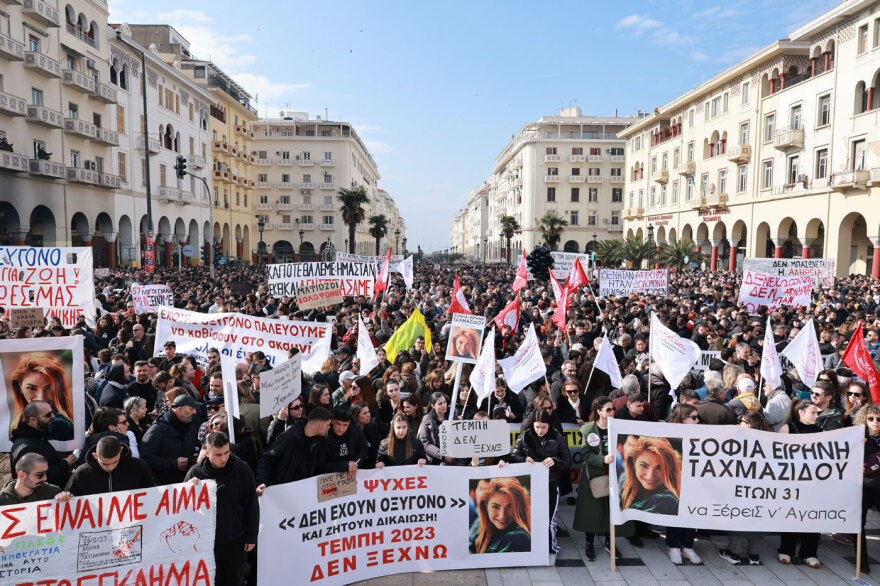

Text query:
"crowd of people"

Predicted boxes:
[[1, 259, 880, 582]]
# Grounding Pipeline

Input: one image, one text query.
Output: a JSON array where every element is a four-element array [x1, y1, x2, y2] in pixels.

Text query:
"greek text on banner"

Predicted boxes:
[[267, 262, 375, 297], [599, 269, 668, 298]]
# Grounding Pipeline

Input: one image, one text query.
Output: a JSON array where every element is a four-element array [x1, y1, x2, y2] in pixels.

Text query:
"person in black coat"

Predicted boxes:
[[186, 432, 259, 586], [351, 401, 388, 470], [255, 408, 332, 493], [322, 409, 369, 476], [65, 436, 155, 496], [556, 380, 590, 425], [478, 384, 524, 423], [97, 363, 130, 409], [10, 401, 77, 488], [140, 395, 202, 485], [376, 414, 427, 468]]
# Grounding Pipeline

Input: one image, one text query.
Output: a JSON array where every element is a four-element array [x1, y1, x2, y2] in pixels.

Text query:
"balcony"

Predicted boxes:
[[773, 128, 804, 151], [0, 91, 27, 116], [0, 152, 29, 173], [213, 140, 229, 154], [0, 33, 25, 61], [92, 82, 117, 103], [255, 202, 273, 211], [298, 222, 315, 230], [22, 0, 59, 27], [212, 170, 232, 184], [62, 69, 96, 94], [587, 176, 604, 183], [512, 177, 522, 187], [298, 158, 314, 166], [588, 154, 604, 163], [277, 223, 295, 231], [179, 191, 195, 204], [320, 160, 335, 167], [277, 202, 295, 211], [24, 52, 61, 77], [64, 118, 96, 140], [610, 155, 625, 163], [277, 181, 293, 189], [298, 203, 314, 211], [570, 154, 586, 163], [320, 223, 335, 231], [186, 155, 206, 169], [157, 187, 185, 203], [830, 170, 869, 193], [544, 175, 560, 183], [608, 223, 623, 232], [99, 173, 121, 189], [260, 223, 273, 231], [66, 167, 100, 185], [568, 175, 585, 183], [254, 158, 273, 166], [277, 158, 294, 166], [610, 176, 625, 184], [26, 104, 63, 128], [94, 127, 119, 146], [320, 203, 335, 211], [298, 182, 313, 189], [653, 169, 669, 184], [29, 159, 65, 178], [138, 137, 161, 153], [691, 196, 708, 210], [676, 161, 695, 176], [727, 144, 751, 164], [255, 181, 272, 189], [234, 124, 248, 136], [544, 154, 561, 163], [319, 182, 336, 190], [511, 157, 523, 168], [706, 193, 728, 208]]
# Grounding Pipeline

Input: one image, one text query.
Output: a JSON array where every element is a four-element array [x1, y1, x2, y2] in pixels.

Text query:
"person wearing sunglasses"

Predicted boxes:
[[809, 380, 845, 432], [844, 382, 872, 426], [267, 399, 304, 447], [0, 452, 69, 505], [557, 380, 589, 426], [853, 404, 880, 574]]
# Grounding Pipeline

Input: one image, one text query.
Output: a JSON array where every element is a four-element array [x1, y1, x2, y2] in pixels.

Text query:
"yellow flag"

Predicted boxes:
[[383, 306, 432, 363]]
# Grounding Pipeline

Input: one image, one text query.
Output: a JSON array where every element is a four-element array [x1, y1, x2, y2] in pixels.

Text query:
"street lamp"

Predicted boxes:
[[395, 229, 400, 254], [402, 237, 407, 256], [483, 236, 488, 263], [257, 217, 265, 267], [647, 224, 654, 269]]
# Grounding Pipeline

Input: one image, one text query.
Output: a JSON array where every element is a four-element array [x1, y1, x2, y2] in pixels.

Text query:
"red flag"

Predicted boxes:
[[494, 296, 521, 331], [568, 258, 588, 290], [841, 320, 880, 402], [447, 275, 472, 315], [552, 282, 570, 332], [373, 247, 392, 301], [512, 250, 528, 293]]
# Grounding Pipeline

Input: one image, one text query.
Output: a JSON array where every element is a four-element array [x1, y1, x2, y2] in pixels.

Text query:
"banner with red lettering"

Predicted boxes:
[[738, 270, 812, 315], [258, 464, 549, 585], [131, 284, 173, 314], [266, 262, 375, 298], [0, 481, 217, 586], [742, 257, 835, 288]]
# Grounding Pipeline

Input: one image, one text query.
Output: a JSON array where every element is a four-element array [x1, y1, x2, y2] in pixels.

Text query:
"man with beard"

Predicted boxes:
[[0, 453, 65, 505], [140, 395, 201, 484], [66, 436, 156, 496], [123, 360, 157, 411], [10, 401, 77, 487]]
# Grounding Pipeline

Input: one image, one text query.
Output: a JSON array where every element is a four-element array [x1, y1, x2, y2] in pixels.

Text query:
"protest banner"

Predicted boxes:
[[694, 350, 720, 372], [0, 481, 217, 586], [318, 472, 359, 503], [649, 313, 701, 390], [0, 246, 95, 327], [266, 262, 375, 297], [439, 419, 509, 458], [94, 267, 111, 278], [0, 336, 84, 452], [549, 252, 592, 280], [258, 464, 549, 585], [608, 419, 862, 532], [131, 284, 173, 314], [258, 353, 302, 418], [445, 314, 486, 364], [296, 280, 344, 310], [335, 251, 405, 273], [742, 257, 835, 288], [7, 307, 45, 329], [599, 269, 668, 298], [738, 270, 812, 315]]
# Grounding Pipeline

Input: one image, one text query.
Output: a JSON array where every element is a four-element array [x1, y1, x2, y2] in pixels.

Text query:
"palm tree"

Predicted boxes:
[[499, 215, 520, 264], [620, 235, 654, 268], [368, 214, 389, 255], [538, 212, 567, 251], [655, 238, 701, 270], [337, 186, 369, 253], [595, 239, 623, 267]]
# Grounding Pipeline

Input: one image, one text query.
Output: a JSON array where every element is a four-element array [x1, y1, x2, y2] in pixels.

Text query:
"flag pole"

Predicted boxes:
[[647, 312, 653, 406], [448, 365, 463, 422]]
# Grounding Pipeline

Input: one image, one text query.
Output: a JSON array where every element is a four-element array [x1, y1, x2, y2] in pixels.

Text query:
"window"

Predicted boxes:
[[31, 88, 42, 106], [570, 211, 579, 226], [116, 105, 125, 134], [547, 187, 556, 202], [638, 190, 644, 207], [572, 147, 583, 155], [787, 156, 800, 184], [651, 187, 657, 205], [686, 180, 693, 201], [859, 24, 869, 54], [718, 169, 727, 194], [661, 153, 668, 170], [571, 167, 581, 176], [189, 103, 194, 121], [258, 173, 268, 182], [70, 150, 79, 168], [28, 36, 39, 52], [546, 147, 557, 154], [588, 168, 600, 176], [66, 55, 74, 70], [158, 85, 163, 107], [737, 165, 747, 192], [589, 188, 598, 202], [818, 94, 831, 126], [571, 188, 579, 202], [651, 157, 657, 173], [660, 184, 667, 205], [790, 104, 802, 130], [762, 160, 773, 189], [302, 151, 311, 160], [687, 142, 694, 162], [704, 102, 710, 121], [764, 113, 775, 142], [611, 212, 620, 225], [815, 149, 828, 179], [159, 164, 166, 187], [118, 153, 126, 182], [742, 82, 750, 104], [323, 216, 334, 225], [739, 122, 749, 145], [323, 173, 332, 183], [723, 93, 729, 114], [688, 109, 694, 128], [853, 140, 866, 171], [301, 215, 313, 224], [236, 192, 240, 205], [612, 188, 622, 203], [280, 151, 290, 160], [875, 18, 880, 48], [672, 182, 679, 203], [700, 174, 708, 196], [673, 149, 680, 168], [588, 213, 597, 226], [547, 167, 558, 176], [324, 152, 332, 160], [282, 173, 291, 183], [142, 159, 147, 187], [610, 168, 622, 177], [303, 174, 311, 183], [68, 103, 77, 119]]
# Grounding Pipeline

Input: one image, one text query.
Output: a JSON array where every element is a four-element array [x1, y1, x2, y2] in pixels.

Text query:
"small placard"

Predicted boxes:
[[317, 472, 357, 503], [8, 307, 45, 329]]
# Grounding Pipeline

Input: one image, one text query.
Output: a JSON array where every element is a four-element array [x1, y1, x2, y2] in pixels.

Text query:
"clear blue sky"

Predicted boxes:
[[109, 0, 839, 253]]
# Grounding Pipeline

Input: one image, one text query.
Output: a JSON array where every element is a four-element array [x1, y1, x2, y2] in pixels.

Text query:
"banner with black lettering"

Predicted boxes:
[[738, 270, 812, 315], [266, 262, 375, 298], [0, 481, 217, 586], [258, 464, 549, 585], [131, 284, 173, 314], [742, 257, 835, 288], [599, 269, 667, 298], [608, 419, 862, 532]]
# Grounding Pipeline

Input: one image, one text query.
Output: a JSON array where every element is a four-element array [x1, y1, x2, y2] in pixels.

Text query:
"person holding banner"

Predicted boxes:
[[844, 382, 872, 426], [351, 400, 388, 469], [854, 403, 880, 574], [662, 407, 703, 565], [418, 392, 455, 465], [376, 413, 427, 468]]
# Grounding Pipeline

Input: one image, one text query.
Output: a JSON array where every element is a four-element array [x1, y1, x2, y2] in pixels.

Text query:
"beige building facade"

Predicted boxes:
[[622, 0, 880, 278]]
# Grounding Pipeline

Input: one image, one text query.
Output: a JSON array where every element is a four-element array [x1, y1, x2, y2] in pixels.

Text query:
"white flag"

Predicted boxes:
[[781, 318, 822, 388], [399, 255, 414, 289], [760, 315, 783, 390], [469, 327, 496, 402], [649, 312, 701, 391], [357, 314, 379, 376], [594, 333, 623, 389], [497, 324, 546, 393]]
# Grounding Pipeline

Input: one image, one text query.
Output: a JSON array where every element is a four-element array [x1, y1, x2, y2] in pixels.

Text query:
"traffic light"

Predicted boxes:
[[201, 244, 209, 263], [214, 243, 222, 265], [175, 156, 187, 179]]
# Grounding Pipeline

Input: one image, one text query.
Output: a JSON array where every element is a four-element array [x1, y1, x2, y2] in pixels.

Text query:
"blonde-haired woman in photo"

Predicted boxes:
[[469, 476, 532, 554], [10, 352, 74, 441]]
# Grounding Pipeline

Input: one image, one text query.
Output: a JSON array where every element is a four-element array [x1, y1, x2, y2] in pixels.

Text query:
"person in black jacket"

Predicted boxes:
[[376, 414, 427, 468], [478, 383, 524, 423], [351, 401, 388, 470], [123, 361, 157, 412], [10, 401, 77, 488], [506, 409, 572, 561], [65, 436, 155, 496], [97, 363, 130, 408], [140, 395, 201, 485], [255, 407, 332, 494], [557, 380, 589, 425], [186, 432, 258, 586], [322, 409, 369, 478]]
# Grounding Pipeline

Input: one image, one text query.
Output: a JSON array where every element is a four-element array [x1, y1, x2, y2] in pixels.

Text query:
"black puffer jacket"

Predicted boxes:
[[510, 427, 571, 485], [186, 453, 259, 547], [10, 424, 70, 487], [322, 424, 369, 472], [65, 444, 156, 496], [255, 419, 325, 486], [376, 433, 426, 467], [140, 411, 201, 485]]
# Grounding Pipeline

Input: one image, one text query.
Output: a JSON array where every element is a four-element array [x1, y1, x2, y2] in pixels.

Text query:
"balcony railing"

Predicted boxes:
[[568, 175, 585, 183], [23, 0, 59, 27], [298, 203, 314, 211], [27, 105, 63, 128], [610, 176, 625, 184], [277, 182, 293, 189], [653, 169, 669, 184], [0, 152, 30, 173], [186, 155, 206, 169], [0, 33, 25, 61], [587, 176, 604, 183], [255, 202, 273, 211], [706, 193, 728, 208], [512, 177, 522, 187], [830, 170, 869, 192], [544, 154, 561, 163], [298, 222, 315, 230], [24, 51, 61, 77], [588, 154, 604, 163], [298, 182, 313, 189], [255, 181, 272, 189], [320, 223, 335, 231], [320, 203, 335, 211], [138, 137, 161, 153], [569, 154, 586, 163], [66, 167, 100, 185], [544, 175, 560, 183], [608, 223, 623, 232], [320, 160, 335, 166], [65, 24, 97, 47], [277, 202, 295, 211], [691, 196, 707, 210], [213, 141, 229, 153], [92, 82, 117, 103], [0, 91, 27, 117], [773, 128, 805, 150], [157, 187, 185, 202], [727, 144, 751, 164], [277, 158, 294, 166], [95, 127, 119, 146], [254, 158, 273, 166], [99, 173, 121, 189], [610, 155, 625, 163], [298, 159, 314, 166], [63, 69, 96, 94], [319, 182, 335, 190], [29, 159, 66, 178], [278, 223, 295, 231], [676, 161, 695, 176]]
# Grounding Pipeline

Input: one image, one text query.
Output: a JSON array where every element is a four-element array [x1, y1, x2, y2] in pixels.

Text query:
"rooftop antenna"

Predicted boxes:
[[325, 107, 328, 120]]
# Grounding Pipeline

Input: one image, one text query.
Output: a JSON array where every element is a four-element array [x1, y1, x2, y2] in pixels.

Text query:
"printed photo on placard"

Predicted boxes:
[[616, 435, 682, 516], [446, 314, 486, 365], [468, 475, 532, 554], [2, 349, 75, 441]]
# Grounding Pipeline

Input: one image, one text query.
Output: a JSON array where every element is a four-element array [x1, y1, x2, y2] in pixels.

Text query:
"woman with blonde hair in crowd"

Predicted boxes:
[[469, 476, 532, 554]]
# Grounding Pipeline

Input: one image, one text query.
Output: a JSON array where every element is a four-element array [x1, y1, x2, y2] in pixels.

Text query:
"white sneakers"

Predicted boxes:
[[669, 548, 683, 565], [669, 547, 703, 565]]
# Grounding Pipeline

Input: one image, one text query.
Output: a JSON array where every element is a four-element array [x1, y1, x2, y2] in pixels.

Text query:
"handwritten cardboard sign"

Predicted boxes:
[[258, 353, 302, 418], [317, 472, 358, 503], [439, 419, 510, 458], [8, 307, 45, 329], [296, 280, 344, 311]]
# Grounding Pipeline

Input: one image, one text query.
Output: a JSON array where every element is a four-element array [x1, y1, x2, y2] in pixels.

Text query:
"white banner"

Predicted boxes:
[[258, 464, 549, 585], [781, 318, 822, 388], [335, 252, 405, 273], [599, 269, 668, 298], [649, 313, 701, 390], [0, 336, 85, 452], [497, 324, 546, 393], [440, 419, 509, 457], [550, 252, 592, 280], [0, 246, 95, 327], [738, 271, 812, 315], [608, 419, 862, 532], [0, 481, 216, 586], [742, 257, 836, 288], [131, 284, 173, 314], [446, 314, 486, 365], [267, 262, 375, 298], [259, 354, 302, 418], [469, 327, 497, 402], [694, 350, 720, 372]]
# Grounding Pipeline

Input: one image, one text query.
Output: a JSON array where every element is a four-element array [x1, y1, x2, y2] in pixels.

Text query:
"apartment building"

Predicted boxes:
[[622, 0, 880, 278], [483, 108, 637, 262], [109, 24, 215, 267], [449, 207, 466, 255], [449, 186, 489, 261]]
